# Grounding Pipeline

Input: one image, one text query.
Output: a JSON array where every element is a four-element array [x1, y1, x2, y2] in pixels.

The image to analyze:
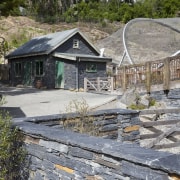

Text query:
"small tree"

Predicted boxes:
[[0, 97, 27, 180], [64, 98, 99, 136]]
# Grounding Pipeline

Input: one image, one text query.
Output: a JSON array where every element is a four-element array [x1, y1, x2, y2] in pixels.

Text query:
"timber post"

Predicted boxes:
[[84, 77, 87, 92], [110, 77, 114, 92], [163, 58, 170, 95], [97, 77, 100, 92], [122, 66, 127, 91], [146, 62, 151, 94]]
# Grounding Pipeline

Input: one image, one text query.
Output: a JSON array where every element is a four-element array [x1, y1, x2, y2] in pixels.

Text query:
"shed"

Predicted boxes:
[[6, 28, 112, 89]]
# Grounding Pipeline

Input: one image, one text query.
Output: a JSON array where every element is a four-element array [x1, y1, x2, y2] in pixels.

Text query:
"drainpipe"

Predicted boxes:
[[76, 57, 79, 90]]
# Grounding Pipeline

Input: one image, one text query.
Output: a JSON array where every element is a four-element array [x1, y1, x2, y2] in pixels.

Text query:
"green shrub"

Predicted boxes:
[[128, 103, 146, 110], [0, 111, 27, 180], [149, 98, 156, 106], [0, 97, 27, 180]]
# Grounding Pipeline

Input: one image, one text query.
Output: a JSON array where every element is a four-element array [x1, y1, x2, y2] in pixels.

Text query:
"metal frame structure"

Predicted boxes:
[[119, 18, 180, 67]]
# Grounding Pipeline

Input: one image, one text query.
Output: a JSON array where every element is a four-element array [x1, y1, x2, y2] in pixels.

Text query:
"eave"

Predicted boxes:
[[53, 53, 112, 62]]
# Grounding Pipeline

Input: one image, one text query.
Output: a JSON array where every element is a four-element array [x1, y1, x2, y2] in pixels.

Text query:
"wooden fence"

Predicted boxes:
[[84, 77, 114, 92], [140, 108, 180, 150], [115, 55, 180, 93]]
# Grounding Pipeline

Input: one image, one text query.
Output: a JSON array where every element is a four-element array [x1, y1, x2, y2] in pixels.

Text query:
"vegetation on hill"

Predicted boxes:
[[0, 0, 25, 16], [63, 0, 180, 24], [0, 0, 180, 23], [0, 0, 179, 63]]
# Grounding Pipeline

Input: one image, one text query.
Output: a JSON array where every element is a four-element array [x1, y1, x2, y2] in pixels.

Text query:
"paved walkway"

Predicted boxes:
[[0, 87, 117, 118]]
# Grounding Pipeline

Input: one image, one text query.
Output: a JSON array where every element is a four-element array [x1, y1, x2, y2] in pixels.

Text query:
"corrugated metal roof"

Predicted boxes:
[[6, 28, 100, 59]]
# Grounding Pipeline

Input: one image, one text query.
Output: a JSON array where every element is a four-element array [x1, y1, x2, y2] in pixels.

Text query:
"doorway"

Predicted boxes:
[[23, 62, 32, 86], [55, 61, 64, 88]]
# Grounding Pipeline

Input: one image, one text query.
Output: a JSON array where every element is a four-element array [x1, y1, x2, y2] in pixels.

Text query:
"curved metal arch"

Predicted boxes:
[[119, 18, 180, 67]]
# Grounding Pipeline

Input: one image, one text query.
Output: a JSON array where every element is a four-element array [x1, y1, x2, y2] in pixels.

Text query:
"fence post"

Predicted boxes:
[[84, 78, 87, 92], [110, 77, 114, 92], [97, 77, 100, 92], [146, 62, 151, 94], [122, 66, 127, 91], [163, 58, 170, 92]]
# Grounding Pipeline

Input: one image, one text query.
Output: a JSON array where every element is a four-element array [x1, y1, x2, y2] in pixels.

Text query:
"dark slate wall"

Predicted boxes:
[[8, 57, 35, 87], [55, 33, 99, 56], [44, 55, 55, 89], [50, 57, 107, 90], [78, 61, 107, 89], [8, 55, 54, 88], [9, 58, 23, 86], [64, 60, 77, 89], [9, 56, 107, 90]]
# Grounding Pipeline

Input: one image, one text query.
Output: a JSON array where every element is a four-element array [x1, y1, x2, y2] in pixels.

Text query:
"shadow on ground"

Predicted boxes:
[[0, 86, 46, 96], [0, 107, 26, 118]]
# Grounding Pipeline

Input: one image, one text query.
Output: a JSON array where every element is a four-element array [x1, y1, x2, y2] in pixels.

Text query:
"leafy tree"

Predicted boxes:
[[2, 0, 180, 23], [142, 0, 180, 18], [0, 0, 25, 16]]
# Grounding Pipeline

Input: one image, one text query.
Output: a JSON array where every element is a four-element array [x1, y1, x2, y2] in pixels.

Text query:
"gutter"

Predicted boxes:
[[6, 52, 48, 60]]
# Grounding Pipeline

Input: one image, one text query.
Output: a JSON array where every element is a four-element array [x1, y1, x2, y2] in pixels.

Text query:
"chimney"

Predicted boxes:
[[100, 48, 105, 57]]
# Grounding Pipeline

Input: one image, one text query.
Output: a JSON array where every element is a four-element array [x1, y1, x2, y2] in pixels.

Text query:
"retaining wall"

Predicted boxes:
[[13, 109, 180, 180], [149, 88, 180, 120]]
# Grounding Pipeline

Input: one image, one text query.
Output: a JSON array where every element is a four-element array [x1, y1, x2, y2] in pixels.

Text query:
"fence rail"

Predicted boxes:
[[115, 55, 180, 92], [84, 77, 114, 92], [140, 108, 180, 150]]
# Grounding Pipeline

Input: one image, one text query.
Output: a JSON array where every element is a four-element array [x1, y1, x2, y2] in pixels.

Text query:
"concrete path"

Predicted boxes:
[[0, 87, 117, 118]]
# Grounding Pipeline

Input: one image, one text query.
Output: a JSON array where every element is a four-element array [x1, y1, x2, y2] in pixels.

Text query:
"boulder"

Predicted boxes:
[[120, 87, 139, 106], [137, 94, 150, 108]]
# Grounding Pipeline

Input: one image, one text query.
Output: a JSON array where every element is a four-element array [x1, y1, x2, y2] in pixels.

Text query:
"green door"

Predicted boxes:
[[23, 62, 32, 86], [55, 61, 64, 88]]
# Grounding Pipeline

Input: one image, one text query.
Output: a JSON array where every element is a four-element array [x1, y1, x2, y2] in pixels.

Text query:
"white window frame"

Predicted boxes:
[[73, 39, 79, 49]]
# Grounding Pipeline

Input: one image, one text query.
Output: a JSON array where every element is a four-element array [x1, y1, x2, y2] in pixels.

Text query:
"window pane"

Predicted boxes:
[[40, 61, 43, 75], [36, 61, 43, 76], [86, 64, 97, 72], [15, 62, 22, 76], [73, 39, 79, 48]]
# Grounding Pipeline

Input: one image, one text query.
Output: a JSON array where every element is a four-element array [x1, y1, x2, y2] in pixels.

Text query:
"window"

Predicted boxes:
[[73, 39, 79, 49], [35, 60, 44, 76], [86, 63, 97, 73], [15, 62, 22, 77]]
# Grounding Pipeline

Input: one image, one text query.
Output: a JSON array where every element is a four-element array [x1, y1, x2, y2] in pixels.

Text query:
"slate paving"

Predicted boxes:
[[0, 86, 117, 118]]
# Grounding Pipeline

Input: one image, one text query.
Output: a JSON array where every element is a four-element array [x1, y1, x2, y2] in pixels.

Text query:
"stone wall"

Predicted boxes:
[[21, 109, 141, 143], [149, 88, 180, 120], [13, 109, 180, 180]]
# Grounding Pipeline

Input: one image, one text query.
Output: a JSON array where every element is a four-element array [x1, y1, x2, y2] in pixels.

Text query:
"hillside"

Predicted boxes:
[[96, 18, 180, 65], [0, 16, 121, 55], [1, 16, 180, 65]]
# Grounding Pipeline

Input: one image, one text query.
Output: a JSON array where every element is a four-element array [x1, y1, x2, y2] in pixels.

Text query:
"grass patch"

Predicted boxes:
[[63, 98, 99, 136]]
